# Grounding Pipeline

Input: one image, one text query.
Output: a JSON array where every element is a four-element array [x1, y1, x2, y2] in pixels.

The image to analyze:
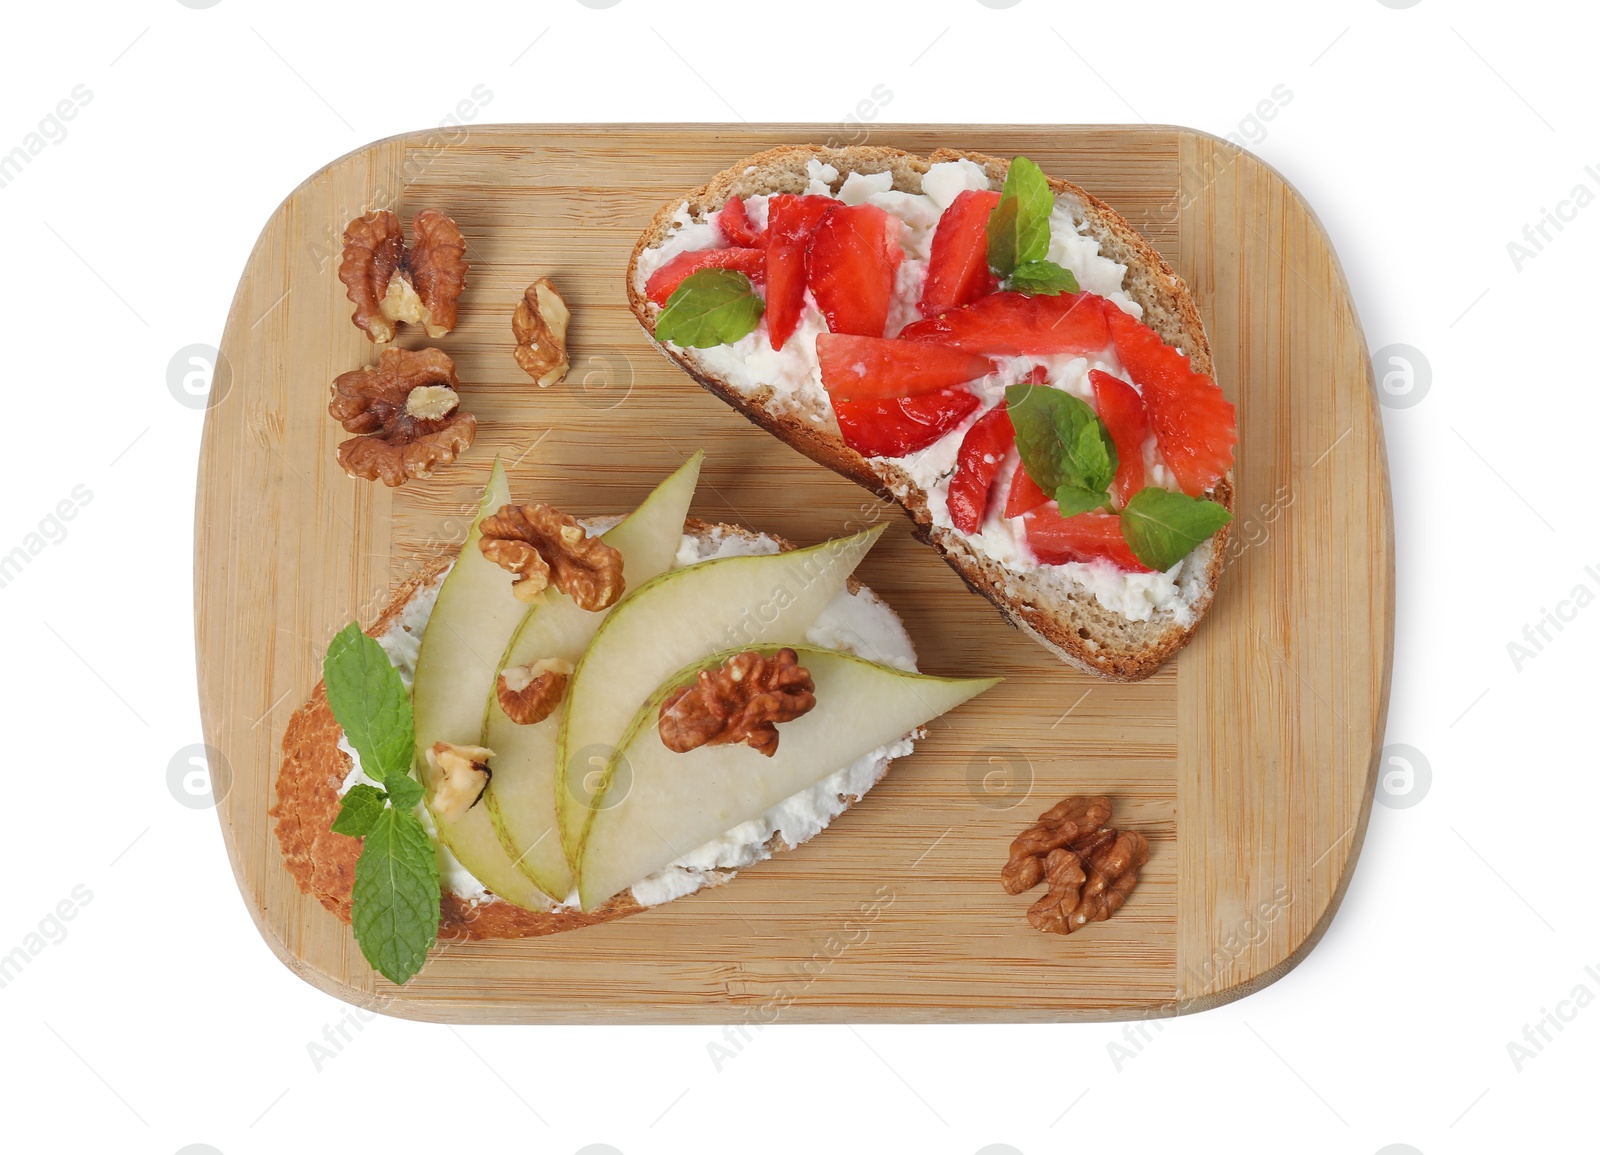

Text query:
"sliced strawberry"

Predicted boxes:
[[900, 291, 1110, 356], [765, 194, 838, 350], [947, 405, 1014, 534], [1102, 301, 1237, 497], [645, 248, 766, 306], [1022, 507, 1152, 573], [817, 334, 992, 402], [1089, 369, 1150, 508], [805, 203, 904, 337], [1004, 466, 1051, 519], [718, 195, 766, 248], [834, 388, 980, 459], [920, 189, 1002, 318]]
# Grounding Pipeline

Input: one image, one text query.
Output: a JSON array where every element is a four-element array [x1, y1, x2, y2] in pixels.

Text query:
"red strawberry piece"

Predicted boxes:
[[1102, 301, 1237, 497], [834, 388, 980, 459], [1004, 464, 1051, 519], [718, 196, 766, 248], [645, 248, 766, 306], [817, 334, 992, 402], [1022, 507, 1152, 572], [765, 194, 838, 350], [805, 203, 905, 338], [1088, 368, 1150, 508], [900, 291, 1110, 356], [919, 189, 1002, 318], [947, 404, 1015, 533]]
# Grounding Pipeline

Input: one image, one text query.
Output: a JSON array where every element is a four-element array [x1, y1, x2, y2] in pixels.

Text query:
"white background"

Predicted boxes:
[[0, 1, 1592, 1152]]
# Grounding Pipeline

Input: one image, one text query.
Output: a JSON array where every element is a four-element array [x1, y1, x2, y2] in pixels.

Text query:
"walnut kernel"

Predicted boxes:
[[512, 278, 571, 387], [478, 504, 624, 610], [658, 648, 817, 758], [329, 347, 475, 486], [1026, 830, 1149, 935], [1001, 795, 1112, 895], [338, 208, 468, 343], [426, 742, 493, 822], [1002, 795, 1147, 936], [496, 658, 574, 726]]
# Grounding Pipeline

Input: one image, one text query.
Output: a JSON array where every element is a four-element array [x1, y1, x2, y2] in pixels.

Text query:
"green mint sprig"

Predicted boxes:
[[987, 157, 1054, 277], [987, 157, 1079, 297], [655, 268, 765, 348], [323, 623, 439, 986], [1005, 383, 1117, 515], [1120, 487, 1233, 571]]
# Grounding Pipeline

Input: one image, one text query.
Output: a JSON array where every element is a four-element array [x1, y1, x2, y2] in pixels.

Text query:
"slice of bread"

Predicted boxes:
[[270, 519, 911, 942], [626, 146, 1233, 681]]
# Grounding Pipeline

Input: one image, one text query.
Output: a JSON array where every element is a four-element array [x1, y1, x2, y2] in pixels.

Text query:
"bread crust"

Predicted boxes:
[[625, 145, 1233, 681], [270, 519, 900, 941]]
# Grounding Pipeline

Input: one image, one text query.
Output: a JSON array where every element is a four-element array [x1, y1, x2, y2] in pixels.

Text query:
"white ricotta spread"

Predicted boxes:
[[336, 528, 921, 907], [633, 159, 1207, 626]]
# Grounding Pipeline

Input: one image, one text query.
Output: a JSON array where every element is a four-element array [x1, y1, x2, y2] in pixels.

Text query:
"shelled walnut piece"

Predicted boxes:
[[1026, 829, 1148, 935], [478, 503, 625, 610], [496, 658, 574, 726], [658, 648, 817, 758], [338, 209, 468, 343], [1001, 795, 1148, 936], [512, 278, 571, 386], [1001, 794, 1112, 894], [328, 347, 476, 486], [425, 742, 493, 822]]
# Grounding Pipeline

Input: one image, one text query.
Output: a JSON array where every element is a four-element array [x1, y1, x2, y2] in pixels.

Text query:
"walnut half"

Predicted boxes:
[[1026, 830, 1149, 935], [329, 347, 476, 486], [1001, 795, 1147, 936], [512, 278, 571, 387], [478, 504, 624, 610], [1001, 795, 1112, 894], [338, 208, 468, 343], [496, 658, 574, 726], [658, 649, 817, 758]]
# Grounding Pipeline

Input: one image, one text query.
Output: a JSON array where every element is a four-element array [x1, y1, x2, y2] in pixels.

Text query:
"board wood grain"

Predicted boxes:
[[194, 123, 1392, 1022]]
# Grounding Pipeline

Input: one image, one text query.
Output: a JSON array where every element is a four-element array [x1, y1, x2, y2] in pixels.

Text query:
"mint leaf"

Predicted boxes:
[[1120, 487, 1233, 571], [987, 156, 1054, 277], [332, 783, 388, 837], [323, 623, 414, 784], [986, 196, 1023, 278], [1005, 383, 1118, 498], [323, 625, 439, 984], [1055, 486, 1112, 518], [351, 806, 441, 986], [383, 771, 424, 812], [655, 269, 765, 348], [1006, 259, 1078, 296]]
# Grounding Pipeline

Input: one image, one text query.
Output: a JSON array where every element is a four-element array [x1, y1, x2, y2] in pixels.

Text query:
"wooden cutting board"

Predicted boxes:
[[195, 123, 1392, 1023]]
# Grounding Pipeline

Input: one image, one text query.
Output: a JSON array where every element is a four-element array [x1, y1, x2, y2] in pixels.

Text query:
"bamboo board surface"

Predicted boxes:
[[195, 124, 1392, 1023]]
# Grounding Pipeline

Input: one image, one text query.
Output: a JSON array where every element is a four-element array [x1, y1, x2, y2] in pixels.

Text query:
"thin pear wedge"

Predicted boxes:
[[409, 460, 554, 912], [482, 453, 703, 900], [576, 645, 998, 910], [556, 525, 886, 864]]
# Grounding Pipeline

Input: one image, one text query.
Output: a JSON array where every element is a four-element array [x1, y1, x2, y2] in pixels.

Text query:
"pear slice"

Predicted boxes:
[[481, 453, 703, 900], [409, 459, 559, 911], [555, 526, 885, 865], [576, 645, 998, 910]]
